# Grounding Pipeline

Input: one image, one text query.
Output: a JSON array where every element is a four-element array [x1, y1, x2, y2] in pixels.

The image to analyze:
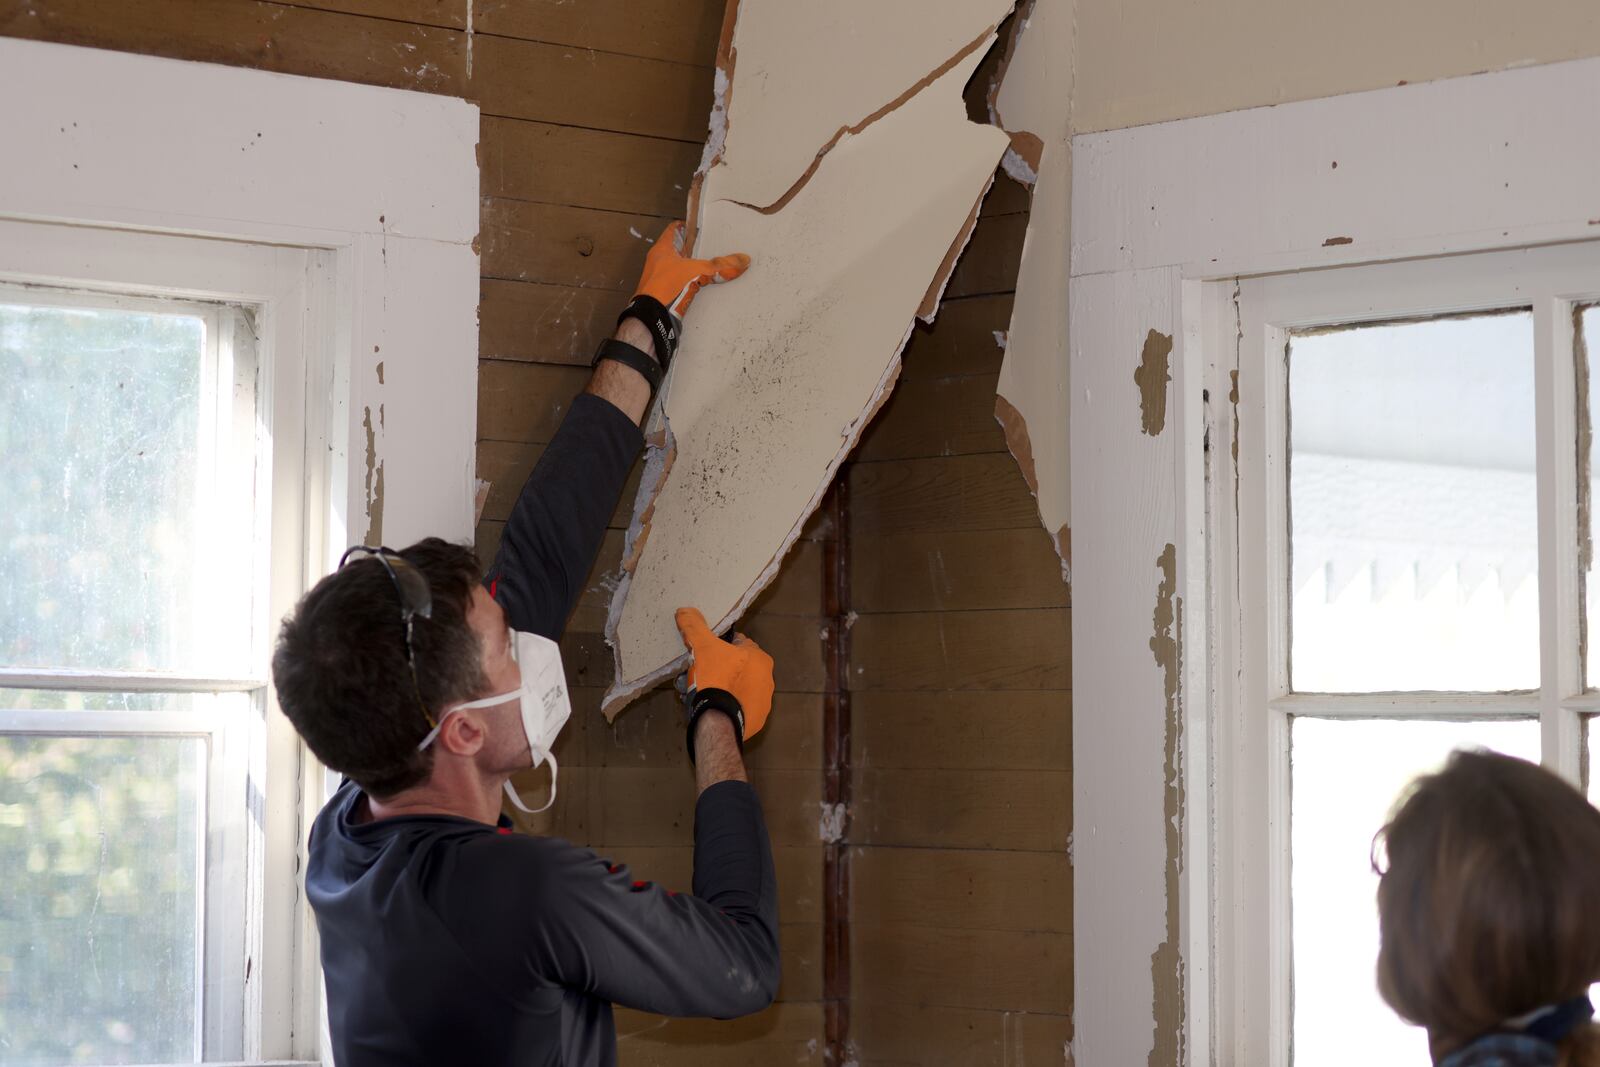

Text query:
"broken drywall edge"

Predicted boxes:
[[601, 330, 911, 719], [987, 0, 1074, 585], [916, 175, 995, 322], [601, 11, 1012, 716]]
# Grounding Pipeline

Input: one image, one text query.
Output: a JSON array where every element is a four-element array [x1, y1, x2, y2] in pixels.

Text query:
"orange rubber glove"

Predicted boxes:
[[675, 606, 775, 745], [635, 221, 750, 321]]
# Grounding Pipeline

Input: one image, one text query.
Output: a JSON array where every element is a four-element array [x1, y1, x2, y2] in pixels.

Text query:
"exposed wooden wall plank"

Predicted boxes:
[[849, 609, 1071, 691], [851, 527, 1070, 614], [473, 0, 723, 69], [470, 33, 711, 140], [850, 690, 1071, 772], [590, 689, 823, 771], [848, 453, 1043, 536], [481, 199, 663, 291], [479, 279, 617, 367], [477, 361, 591, 444], [855, 371, 1007, 462], [273, 0, 464, 29], [0, 0, 466, 95], [850, 847, 1071, 933], [575, 766, 822, 848], [846, 1002, 1072, 1067], [851, 924, 1072, 1014], [979, 169, 1033, 217], [850, 768, 1071, 851], [744, 540, 825, 617], [902, 294, 1012, 381], [481, 117, 699, 216], [943, 211, 1028, 300], [739, 614, 827, 694]]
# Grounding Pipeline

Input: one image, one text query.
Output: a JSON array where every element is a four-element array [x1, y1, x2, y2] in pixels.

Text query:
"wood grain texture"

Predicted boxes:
[[481, 199, 664, 291], [272, 0, 464, 27], [851, 527, 1070, 613], [473, 0, 723, 68], [943, 211, 1028, 300], [589, 689, 824, 770], [481, 117, 700, 217], [850, 847, 1071, 933], [855, 371, 1007, 462], [849, 609, 1071, 691], [744, 539, 825, 617], [613, 1002, 827, 1066], [0, 0, 466, 94], [902, 294, 1013, 381], [476, 361, 592, 444], [845, 1002, 1072, 1066], [470, 33, 711, 140], [478, 278, 618, 367], [850, 690, 1071, 772], [851, 923, 1072, 1014], [850, 768, 1071, 851], [848, 453, 1044, 536], [738, 614, 828, 694]]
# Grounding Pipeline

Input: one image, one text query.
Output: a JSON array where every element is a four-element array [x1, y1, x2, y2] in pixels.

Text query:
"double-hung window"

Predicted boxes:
[[0, 218, 319, 1064], [1217, 242, 1600, 1067]]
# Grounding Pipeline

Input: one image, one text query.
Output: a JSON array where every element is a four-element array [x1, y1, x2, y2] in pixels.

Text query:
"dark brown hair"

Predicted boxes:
[[1375, 749, 1600, 1064], [271, 538, 488, 797]]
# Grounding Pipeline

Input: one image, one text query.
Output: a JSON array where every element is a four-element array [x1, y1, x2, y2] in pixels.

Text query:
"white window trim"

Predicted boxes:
[[1, 37, 478, 1064], [1069, 55, 1600, 1067]]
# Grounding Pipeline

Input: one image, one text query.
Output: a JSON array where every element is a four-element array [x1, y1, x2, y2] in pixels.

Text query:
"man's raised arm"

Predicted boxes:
[[483, 223, 749, 639]]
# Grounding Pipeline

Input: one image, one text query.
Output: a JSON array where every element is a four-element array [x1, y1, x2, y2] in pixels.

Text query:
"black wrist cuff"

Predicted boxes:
[[617, 294, 680, 367], [592, 338, 663, 393], [685, 688, 745, 764]]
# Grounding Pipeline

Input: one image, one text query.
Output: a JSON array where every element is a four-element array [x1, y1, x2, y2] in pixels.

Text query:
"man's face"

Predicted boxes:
[[463, 585, 529, 769]]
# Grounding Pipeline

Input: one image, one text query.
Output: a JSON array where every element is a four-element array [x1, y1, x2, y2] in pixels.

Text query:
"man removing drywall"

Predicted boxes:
[[269, 225, 781, 1067]]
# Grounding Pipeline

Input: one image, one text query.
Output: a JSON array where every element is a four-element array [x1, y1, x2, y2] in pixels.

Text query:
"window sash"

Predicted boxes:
[[1211, 240, 1600, 1066], [0, 217, 327, 1062]]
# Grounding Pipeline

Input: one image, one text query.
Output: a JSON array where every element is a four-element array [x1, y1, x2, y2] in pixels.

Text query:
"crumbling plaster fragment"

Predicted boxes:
[[602, 0, 1015, 716], [990, 0, 1074, 576]]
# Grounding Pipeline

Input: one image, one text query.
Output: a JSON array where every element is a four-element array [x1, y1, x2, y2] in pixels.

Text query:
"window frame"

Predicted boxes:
[[0, 218, 322, 1061], [1213, 242, 1600, 1064], [1, 36, 478, 1065], [1068, 51, 1600, 1067]]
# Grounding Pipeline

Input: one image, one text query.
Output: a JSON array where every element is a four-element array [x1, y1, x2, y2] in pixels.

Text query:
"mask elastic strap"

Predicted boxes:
[[504, 751, 558, 815], [417, 688, 520, 752]]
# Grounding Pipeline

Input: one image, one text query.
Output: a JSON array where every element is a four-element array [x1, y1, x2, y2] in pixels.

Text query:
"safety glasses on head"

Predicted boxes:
[[338, 544, 437, 729]]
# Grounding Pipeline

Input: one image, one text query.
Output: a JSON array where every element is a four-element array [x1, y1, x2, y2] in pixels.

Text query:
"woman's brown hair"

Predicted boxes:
[[1375, 749, 1600, 1064]]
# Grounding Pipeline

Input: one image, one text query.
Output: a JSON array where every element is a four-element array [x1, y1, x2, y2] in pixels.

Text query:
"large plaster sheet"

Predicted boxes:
[[603, 0, 1013, 715], [991, 0, 1074, 575]]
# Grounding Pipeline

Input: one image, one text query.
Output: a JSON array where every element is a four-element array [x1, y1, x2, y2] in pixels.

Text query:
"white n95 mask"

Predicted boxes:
[[416, 629, 572, 814]]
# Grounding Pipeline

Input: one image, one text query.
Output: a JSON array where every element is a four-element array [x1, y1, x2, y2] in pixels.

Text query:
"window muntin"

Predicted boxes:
[[1580, 305, 1600, 690], [1289, 311, 1539, 693]]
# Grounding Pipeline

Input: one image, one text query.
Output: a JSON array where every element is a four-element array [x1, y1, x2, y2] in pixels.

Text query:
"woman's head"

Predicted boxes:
[[1375, 749, 1600, 1059]]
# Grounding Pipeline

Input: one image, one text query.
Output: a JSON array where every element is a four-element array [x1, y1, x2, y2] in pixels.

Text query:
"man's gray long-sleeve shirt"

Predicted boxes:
[[306, 394, 781, 1066]]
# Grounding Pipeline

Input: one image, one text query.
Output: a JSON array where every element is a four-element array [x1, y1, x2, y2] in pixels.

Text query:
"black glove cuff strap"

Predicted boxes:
[[685, 688, 745, 764], [592, 338, 663, 394], [617, 294, 679, 367]]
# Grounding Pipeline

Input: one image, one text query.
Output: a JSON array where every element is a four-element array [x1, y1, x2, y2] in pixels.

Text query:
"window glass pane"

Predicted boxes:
[[1581, 306, 1600, 689], [1291, 717, 1541, 1067], [1290, 312, 1539, 692], [0, 688, 238, 713], [0, 734, 204, 1065], [0, 300, 208, 674]]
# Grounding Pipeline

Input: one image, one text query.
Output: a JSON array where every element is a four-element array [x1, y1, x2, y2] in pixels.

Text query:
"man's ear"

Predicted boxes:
[[437, 710, 488, 757]]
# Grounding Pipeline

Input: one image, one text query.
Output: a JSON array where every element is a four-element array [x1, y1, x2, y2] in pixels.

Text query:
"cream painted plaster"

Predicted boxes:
[[1072, 0, 1600, 134], [991, 0, 1074, 575], [603, 3, 1013, 715]]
